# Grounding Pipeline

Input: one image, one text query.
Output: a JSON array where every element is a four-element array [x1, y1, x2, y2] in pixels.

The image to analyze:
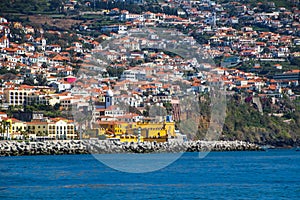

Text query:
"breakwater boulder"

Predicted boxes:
[[0, 140, 88, 156], [0, 140, 261, 156]]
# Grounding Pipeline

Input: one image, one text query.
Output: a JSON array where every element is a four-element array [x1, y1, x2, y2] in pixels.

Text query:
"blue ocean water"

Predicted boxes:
[[1, 150, 300, 200]]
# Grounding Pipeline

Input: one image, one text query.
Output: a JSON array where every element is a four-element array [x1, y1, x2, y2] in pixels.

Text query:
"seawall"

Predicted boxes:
[[0, 140, 261, 156]]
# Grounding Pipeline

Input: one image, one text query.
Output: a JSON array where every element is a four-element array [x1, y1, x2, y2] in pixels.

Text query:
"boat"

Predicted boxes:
[[260, 145, 275, 151]]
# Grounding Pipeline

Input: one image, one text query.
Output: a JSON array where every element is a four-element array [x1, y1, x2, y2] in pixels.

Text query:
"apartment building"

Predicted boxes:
[[4, 85, 35, 106]]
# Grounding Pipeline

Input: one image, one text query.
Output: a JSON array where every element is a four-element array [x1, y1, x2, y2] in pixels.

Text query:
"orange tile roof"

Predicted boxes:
[[268, 85, 276, 90], [27, 121, 48, 125]]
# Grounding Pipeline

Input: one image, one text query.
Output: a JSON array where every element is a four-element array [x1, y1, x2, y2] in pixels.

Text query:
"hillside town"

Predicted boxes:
[[0, 0, 299, 142]]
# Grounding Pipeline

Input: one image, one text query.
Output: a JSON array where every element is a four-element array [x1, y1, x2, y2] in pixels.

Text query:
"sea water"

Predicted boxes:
[[1, 150, 300, 199]]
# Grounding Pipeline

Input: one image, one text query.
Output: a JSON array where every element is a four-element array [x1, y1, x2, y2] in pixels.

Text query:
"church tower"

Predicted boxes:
[[105, 85, 114, 109]]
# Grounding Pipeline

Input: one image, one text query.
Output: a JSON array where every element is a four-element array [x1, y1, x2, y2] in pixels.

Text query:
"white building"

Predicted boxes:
[[4, 86, 35, 106], [119, 13, 144, 22], [48, 118, 76, 140], [120, 69, 146, 81]]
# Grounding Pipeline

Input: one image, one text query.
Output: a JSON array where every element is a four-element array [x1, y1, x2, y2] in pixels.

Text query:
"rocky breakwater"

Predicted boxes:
[[0, 140, 261, 156], [0, 140, 87, 156], [86, 140, 261, 154]]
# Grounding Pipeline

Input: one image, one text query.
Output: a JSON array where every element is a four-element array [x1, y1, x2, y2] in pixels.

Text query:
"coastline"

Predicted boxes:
[[0, 140, 262, 156]]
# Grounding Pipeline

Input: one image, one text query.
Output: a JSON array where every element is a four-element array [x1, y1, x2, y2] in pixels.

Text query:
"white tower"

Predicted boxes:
[[105, 88, 114, 108]]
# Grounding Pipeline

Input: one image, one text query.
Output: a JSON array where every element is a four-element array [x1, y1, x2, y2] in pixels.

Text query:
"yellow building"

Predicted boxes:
[[134, 121, 176, 138], [26, 121, 49, 139], [96, 119, 177, 143], [0, 117, 76, 140], [1, 118, 32, 140], [26, 118, 76, 140], [11, 118, 27, 139]]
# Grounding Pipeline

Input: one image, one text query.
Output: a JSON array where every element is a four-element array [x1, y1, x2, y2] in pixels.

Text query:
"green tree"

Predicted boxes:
[[163, 102, 173, 115], [36, 74, 47, 86], [49, 0, 62, 12], [23, 76, 35, 86], [106, 66, 125, 78], [41, 62, 48, 69]]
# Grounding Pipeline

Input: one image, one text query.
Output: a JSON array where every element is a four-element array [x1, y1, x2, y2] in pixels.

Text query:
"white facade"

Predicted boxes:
[[48, 120, 76, 139], [120, 13, 144, 21], [120, 69, 146, 81], [4, 88, 34, 106]]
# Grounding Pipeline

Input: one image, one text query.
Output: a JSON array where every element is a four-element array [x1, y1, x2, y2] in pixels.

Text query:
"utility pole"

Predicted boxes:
[[138, 127, 141, 143], [80, 125, 82, 140]]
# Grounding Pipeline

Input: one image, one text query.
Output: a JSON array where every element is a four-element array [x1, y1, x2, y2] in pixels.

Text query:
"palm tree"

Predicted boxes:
[[7, 121, 11, 140], [0, 121, 4, 140], [20, 130, 28, 140], [42, 131, 48, 141], [15, 127, 21, 140], [2, 121, 11, 140]]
